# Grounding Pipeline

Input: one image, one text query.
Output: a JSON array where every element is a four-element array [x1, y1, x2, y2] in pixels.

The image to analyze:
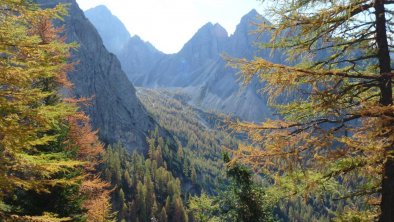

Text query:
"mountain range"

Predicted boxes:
[[85, 6, 284, 122], [32, 1, 282, 152]]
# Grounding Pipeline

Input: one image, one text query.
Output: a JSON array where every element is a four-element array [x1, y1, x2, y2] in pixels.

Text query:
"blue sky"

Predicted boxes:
[[76, 0, 266, 53]]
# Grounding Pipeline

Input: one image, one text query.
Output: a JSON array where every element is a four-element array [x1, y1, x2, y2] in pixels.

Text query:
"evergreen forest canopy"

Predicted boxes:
[[1, 0, 393, 221]]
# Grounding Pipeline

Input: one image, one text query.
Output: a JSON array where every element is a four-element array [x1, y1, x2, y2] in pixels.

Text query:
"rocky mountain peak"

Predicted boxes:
[[241, 9, 259, 21], [235, 9, 271, 34], [228, 9, 273, 59], [188, 22, 228, 42], [179, 22, 229, 61], [212, 23, 229, 38], [86, 4, 111, 14], [85, 5, 131, 53], [235, 9, 260, 34]]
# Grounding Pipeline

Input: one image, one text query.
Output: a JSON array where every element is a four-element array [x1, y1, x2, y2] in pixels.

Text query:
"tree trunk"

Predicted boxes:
[[375, 1, 394, 221]]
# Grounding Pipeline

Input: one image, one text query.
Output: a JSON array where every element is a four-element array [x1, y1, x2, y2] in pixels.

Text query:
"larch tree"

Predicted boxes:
[[227, 0, 393, 221], [188, 192, 219, 222], [0, 1, 77, 215], [0, 1, 112, 221]]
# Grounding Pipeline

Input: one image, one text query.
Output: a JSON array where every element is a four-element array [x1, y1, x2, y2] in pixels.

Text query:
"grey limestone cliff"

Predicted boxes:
[[36, 0, 156, 152]]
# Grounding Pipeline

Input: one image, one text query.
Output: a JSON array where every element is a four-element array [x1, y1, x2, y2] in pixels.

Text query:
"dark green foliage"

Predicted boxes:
[[187, 154, 276, 222], [8, 184, 86, 221], [105, 135, 188, 222], [217, 154, 275, 222]]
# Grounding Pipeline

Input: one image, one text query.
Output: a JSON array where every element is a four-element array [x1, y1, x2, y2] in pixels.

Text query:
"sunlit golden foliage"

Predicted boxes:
[[0, 0, 76, 197], [0, 1, 112, 220], [80, 177, 114, 222], [66, 111, 113, 222], [227, 0, 393, 220], [66, 111, 104, 169]]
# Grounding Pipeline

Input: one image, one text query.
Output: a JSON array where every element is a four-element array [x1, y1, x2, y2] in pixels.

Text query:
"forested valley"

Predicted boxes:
[[1, 0, 393, 222]]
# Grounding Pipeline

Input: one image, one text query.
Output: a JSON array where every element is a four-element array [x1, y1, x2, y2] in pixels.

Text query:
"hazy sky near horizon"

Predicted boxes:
[[76, 0, 266, 53]]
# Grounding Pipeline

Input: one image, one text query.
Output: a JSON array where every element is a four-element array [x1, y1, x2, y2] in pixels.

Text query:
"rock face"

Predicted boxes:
[[84, 5, 131, 54], [87, 7, 284, 122], [36, 0, 156, 152], [118, 36, 165, 84], [127, 22, 228, 88]]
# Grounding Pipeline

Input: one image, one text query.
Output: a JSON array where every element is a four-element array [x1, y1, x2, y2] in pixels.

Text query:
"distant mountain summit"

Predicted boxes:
[[179, 22, 228, 62], [229, 9, 270, 58], [85, 5, 131, 53]]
